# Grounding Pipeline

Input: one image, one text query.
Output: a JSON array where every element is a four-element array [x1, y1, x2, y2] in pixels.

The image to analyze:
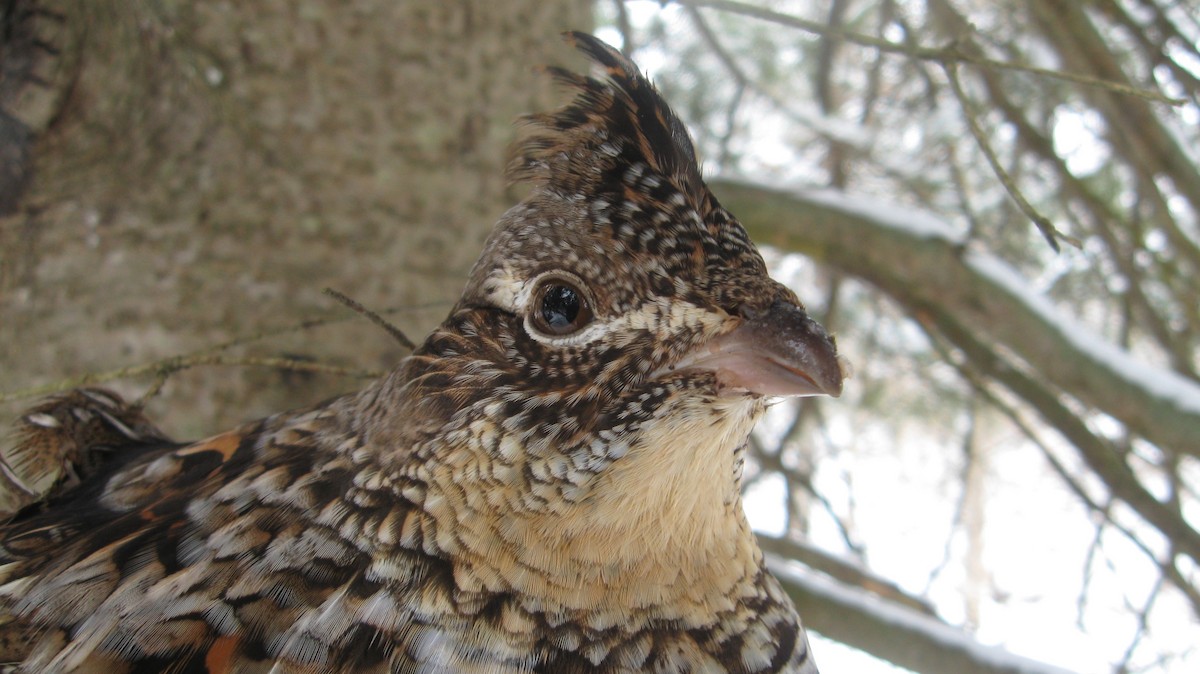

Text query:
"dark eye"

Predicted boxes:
[[532, 279, 593, 336]]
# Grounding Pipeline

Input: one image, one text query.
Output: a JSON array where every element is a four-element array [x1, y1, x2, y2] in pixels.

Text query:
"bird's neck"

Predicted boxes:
[[414, 394, 768, 622]]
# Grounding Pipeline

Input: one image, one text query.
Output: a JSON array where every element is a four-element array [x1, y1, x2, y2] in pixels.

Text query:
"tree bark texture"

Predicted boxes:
[[0, 0, 592, 435]]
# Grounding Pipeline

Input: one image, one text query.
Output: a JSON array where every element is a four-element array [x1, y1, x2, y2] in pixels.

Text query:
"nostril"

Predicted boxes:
[[732, 293, 806, 322], [770, 299, 795, 315], [736, 303, 768, 321], [737, 299, 802, 322]]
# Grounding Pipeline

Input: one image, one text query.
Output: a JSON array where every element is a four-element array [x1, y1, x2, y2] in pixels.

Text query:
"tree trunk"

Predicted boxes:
[[0, 0, 591, 435]]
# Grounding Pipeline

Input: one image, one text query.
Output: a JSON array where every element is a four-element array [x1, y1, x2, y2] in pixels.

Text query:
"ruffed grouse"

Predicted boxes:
[[0, 33, 844, 673]]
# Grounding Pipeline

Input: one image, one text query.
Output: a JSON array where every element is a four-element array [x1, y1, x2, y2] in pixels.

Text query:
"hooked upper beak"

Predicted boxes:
[[660, 301, 847, 398]]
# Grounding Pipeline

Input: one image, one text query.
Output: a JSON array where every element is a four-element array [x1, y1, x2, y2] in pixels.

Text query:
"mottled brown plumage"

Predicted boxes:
[[0, 388, 168, 523], [0, 33, 843, 673]]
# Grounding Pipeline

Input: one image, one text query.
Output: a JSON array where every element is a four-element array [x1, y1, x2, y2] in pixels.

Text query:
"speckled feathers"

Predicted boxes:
[[0, 33, 826, 673]]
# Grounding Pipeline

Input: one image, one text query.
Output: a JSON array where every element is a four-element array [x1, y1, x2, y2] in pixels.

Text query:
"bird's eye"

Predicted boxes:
[[531, 278, 593, 336]]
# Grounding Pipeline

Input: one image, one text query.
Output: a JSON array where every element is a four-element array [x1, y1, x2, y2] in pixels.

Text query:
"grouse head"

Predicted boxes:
[[358, 32, 844, 610]]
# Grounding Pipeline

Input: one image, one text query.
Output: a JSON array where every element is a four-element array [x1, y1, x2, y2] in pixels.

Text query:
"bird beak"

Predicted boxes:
[[664, 301, 846, 398]]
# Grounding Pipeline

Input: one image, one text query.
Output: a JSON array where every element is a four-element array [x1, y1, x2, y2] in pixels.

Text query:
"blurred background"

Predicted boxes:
[[1, 1, 1197, 672]]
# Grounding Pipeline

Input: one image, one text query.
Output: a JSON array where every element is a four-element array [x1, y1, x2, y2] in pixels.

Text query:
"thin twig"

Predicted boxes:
[[1116, 573, 1165, 672], [944, 61, 1077, 250], [685, 4, 748, 170], [924, 401, 979, 597], [929, 328, 1200, 617], [323, 287, 417, 350], [673, 0, 1186, 105], [0, 297, 446, 404], [613, 0, 635, 57], [0, 354, 382, 406]]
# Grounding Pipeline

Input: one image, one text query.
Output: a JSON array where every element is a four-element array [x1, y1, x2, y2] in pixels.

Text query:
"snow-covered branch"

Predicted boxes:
[[711, 179, 1200, 461], [766, 554, 1077, 674]]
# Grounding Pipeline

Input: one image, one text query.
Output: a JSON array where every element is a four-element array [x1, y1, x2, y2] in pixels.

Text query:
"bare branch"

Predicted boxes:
[[767, 556, 1076, 674], [758, 534, 936, 617], [323, 287, 417, 350], [710, 179, 1200, 461], [0, 353, 382, 407], [924, 302, 1200, 619], [670, 0, 1185, 105], [943, 61, 1074, 250]]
